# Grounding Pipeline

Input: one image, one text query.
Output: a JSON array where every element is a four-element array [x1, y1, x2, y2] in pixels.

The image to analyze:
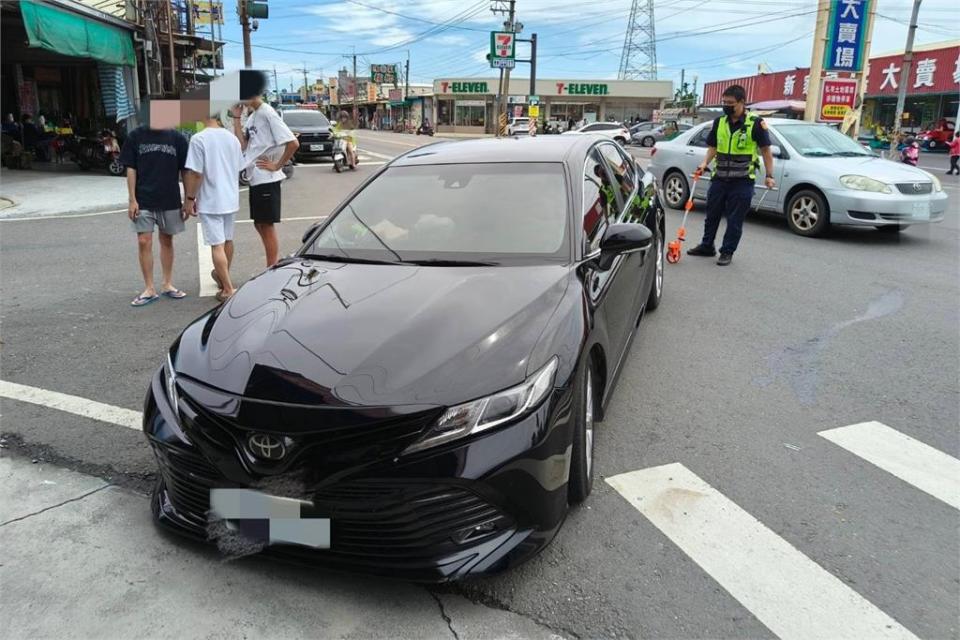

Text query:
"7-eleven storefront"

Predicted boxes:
[[433, 77, 672, 134]]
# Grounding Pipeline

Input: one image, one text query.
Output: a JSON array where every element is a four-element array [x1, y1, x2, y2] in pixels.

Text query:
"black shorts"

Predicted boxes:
[[249, 181, 282, 223]]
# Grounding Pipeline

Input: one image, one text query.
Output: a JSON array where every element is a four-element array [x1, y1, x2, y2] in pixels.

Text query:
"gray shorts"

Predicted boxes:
[[131, 209, 185, 235]]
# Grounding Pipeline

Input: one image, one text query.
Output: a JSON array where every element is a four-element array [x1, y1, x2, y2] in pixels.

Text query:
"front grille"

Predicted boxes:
[[151, 439, 511, 559], [896, 182, 933, 195], [297, 133, 331, 144]]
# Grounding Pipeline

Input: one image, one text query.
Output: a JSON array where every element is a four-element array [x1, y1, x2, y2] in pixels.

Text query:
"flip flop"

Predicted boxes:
[[210, 269, 224, 291], [131, 293, 160, 307], [215, 290, 233, 303], [161, 288, 187, 299]]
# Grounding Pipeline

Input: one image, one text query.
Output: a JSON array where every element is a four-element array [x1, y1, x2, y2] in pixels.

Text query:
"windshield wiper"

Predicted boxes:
[[831, 151, 871, 157], [803, 150, 834, 157], [402, 259, 499, 267], [301, 253, 399, 265]]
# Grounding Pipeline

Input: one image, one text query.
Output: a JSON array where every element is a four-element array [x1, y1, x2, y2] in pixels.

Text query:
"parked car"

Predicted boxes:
[[634, 122, 692, 147], [280, 109, 334, 161], [507, 117, 531, 136], [917, 118, 955, 151], [648, 117, 948, 236], [562, 121, 631, 145], [144, 135, 666, 581]]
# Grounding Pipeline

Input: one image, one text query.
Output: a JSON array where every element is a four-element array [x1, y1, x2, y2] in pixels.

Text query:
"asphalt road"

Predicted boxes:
[[1, 131, 958, 639]]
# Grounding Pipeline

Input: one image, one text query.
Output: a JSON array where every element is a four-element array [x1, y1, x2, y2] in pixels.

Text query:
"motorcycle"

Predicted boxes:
[[239, 159, 294, 186], [416, 122, 434, 136], [68, 129, 123, 176], [331, 133, 356, 173]]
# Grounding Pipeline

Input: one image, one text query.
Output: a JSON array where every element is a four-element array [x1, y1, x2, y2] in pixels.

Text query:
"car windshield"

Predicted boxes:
[[775, 123, 872, 157], [283, 112, 330, 127], [304, 163, 569, 264]]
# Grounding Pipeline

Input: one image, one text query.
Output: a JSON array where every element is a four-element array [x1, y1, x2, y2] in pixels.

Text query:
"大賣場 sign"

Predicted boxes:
[[824, 0, 871, 72], [819, 77, 858, 121]]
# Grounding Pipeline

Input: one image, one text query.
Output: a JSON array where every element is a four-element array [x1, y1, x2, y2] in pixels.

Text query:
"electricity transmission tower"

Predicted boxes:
[[618, 0, 657, 80]]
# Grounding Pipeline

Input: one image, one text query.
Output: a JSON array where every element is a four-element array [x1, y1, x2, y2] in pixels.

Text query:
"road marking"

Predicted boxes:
[[196, 224, 218, 297], [819, 421, 960, 509], [356, 148, 397, 161], [606, 463, 918, 640], [0, 380, 141, 431], [356, 136, 420, 148]]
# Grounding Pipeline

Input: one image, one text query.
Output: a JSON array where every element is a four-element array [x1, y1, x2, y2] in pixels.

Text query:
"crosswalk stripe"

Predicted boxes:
[[356, 148, 397, 160], [819, 421, 960, 510], [606, 463, 918, 640], [0, 380, 141, 431]]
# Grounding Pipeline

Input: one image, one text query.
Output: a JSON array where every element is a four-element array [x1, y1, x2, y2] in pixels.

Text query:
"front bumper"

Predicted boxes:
[[825, 188, 949, 226], [295, 138, 334, 158], [143, 369, 573, 582]]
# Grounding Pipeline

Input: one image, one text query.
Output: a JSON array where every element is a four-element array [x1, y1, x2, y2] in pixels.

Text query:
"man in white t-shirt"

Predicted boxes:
[[230, 96, 298, 267], [183, 109, 244, 302]]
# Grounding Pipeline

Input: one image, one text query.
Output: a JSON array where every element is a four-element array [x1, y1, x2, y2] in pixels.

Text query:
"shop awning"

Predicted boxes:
[[20, 1, 135, 67]]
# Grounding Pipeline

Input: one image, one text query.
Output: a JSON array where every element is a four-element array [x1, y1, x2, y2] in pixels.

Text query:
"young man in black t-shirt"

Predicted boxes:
[[120, 101, 190, 307]]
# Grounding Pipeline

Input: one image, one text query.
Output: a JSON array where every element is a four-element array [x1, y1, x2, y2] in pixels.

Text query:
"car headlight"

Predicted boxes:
[[404, 357, 559, 454], [924, 171, 943, 192], [163, 351, 180, 417], [840, 175, 892, 193]]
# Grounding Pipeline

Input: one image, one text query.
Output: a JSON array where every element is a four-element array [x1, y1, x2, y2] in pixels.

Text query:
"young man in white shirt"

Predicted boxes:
[[230, 94, 298, 267], [183, 108, 244, 302]]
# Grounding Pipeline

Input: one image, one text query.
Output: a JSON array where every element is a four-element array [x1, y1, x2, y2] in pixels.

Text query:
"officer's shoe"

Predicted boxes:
[[716, 253, 733, 266], [686, 244, 716, 257]]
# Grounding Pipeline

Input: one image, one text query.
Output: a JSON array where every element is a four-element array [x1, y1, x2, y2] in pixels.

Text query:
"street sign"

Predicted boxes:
[[819, 77, 858, 121], [529, 104, 540, 118], [489, 31, 515, 69], [370, 64, 397, 85], [824, 0, 871, 72]]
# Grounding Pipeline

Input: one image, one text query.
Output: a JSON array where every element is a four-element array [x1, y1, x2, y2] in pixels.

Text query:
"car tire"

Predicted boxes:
[[646, 215, 664, 311], [786, 189, 830, 237], [614, 136, 626, 146], [876, 224, 909, 233], [663, 170, 689, 210], [641, 136, 655, 147], [927, 140, 937, 149], [568, 359, 596, 505]]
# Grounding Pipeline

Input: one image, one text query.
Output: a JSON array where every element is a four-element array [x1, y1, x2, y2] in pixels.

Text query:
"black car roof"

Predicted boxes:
[[391, 135, 599, 167]]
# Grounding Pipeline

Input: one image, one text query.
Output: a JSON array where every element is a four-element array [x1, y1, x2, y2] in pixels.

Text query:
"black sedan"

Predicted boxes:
[[144, 135, 666, 581]]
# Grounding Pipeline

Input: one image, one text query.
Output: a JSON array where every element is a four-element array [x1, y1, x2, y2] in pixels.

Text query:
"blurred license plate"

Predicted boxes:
[[210, 488, 330, 548], [309, 144, 324, 151], [912, 202, 931, 220]]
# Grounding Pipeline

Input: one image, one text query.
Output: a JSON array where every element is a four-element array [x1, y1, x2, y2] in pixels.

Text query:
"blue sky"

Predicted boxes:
[[217, 0, 958, 94]]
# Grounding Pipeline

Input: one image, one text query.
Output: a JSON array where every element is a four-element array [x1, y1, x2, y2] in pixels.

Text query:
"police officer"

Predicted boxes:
[[687, 84, 775, 266]]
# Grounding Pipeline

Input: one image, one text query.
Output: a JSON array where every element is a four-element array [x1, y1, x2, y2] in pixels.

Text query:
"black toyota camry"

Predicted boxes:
[[144, 135, 665, 581]]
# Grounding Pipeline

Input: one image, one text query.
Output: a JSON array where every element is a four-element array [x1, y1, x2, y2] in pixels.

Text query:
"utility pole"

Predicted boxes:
[[501, 0, 516, 125], [302, 63, 309, 102], [405, 51, 410, 126], [352, 51, 358, 125], [804, 0, 830, 122], [273, 65, 279, 100], [892, 0, 922, 142], [529, 33, 537, 97], [239, 0, 252, 67]]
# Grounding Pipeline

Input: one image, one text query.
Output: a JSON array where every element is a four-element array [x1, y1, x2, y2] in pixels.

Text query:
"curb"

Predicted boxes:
[[0, 199, 128, 221]]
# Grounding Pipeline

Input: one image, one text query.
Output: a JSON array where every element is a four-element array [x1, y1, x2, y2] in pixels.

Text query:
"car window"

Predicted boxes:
[[307, 163, 569, 263], [582, 124, 599, 132], [775, 123, 872, 157], [598, 123, 618, 131], [597, 142, 632, 215], [582, 150, 610, 254], [688, 125, 712, 148], [281, 112, 331, 127]]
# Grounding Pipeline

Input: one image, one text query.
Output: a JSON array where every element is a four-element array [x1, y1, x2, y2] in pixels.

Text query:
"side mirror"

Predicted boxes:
[[597, 223, 653, 270], [769, 144, 783, 158], [301, 222, 321, 244]]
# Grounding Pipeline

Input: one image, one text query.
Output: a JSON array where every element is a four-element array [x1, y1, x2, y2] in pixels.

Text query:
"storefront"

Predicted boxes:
[[702, 41, 959, 133], [432, 77, 672, 134]]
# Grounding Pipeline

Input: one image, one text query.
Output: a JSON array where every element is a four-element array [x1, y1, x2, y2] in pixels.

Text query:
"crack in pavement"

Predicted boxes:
[[0, 484, 110, 527], [430, 592, 461, 640]]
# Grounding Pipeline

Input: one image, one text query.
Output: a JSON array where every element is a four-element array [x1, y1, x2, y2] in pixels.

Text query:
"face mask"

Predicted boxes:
[[722, 105, 736, 117]]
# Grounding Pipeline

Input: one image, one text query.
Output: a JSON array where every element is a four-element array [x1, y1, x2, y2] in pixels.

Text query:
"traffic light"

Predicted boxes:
[[245, 0, 268, 19]]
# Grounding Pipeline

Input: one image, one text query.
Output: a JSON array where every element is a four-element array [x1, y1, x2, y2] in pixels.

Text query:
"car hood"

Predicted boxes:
[[804, 156, 937, 182], [175, 259, 570, 408]]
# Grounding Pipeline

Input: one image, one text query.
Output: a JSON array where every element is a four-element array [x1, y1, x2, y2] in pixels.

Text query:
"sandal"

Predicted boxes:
[[215, 290, 233, 303], [131, 293, 160, 307], [161, 288, 187, 299]]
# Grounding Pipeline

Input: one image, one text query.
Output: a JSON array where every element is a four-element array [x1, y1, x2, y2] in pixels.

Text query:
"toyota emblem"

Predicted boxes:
[[912, 182, 923, 192], [247, 433, 286, 460]]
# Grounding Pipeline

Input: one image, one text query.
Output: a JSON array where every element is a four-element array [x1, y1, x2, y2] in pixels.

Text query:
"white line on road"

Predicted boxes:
[[606, 463, 918, 640], [196, 224, 218, 297], [356, 136, 421, 148], [0, 380, 141, 431], [357, 148, 398, 160], [819, 421, 960, 510]]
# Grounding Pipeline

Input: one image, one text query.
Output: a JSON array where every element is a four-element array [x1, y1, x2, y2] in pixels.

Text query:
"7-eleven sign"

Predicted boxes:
[[490, 31, 515, 68]]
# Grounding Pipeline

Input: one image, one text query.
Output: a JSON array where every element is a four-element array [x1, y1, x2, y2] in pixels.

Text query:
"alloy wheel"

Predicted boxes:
[[665, 175, 685, 208], [790, 196, 819, 231], [584, 367, 595, 478]]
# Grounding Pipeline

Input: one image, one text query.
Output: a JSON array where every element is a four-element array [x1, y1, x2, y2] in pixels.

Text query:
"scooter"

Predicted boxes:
[[68, 129, 123, 176], [416, 122, 434, 136], [331, 134, 356, 173]]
